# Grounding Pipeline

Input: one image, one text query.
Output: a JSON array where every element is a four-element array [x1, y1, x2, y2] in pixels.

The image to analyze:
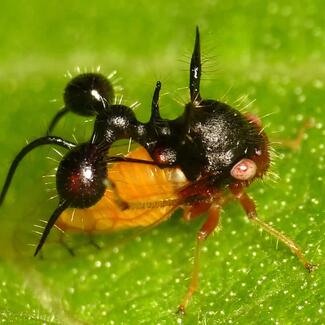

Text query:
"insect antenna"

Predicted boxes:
[[190, 26, 202, 104], [34, 200, 70, 256], [0, 136, 76, 205]]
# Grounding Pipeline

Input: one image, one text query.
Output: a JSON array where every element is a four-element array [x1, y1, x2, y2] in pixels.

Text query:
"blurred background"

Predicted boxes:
[[0, 0, 324, 324]]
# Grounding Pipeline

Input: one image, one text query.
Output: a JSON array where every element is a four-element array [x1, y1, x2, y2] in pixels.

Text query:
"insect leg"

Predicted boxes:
[[178, 202, 221, 314], [108, 179, 130, 210], [275, 118, 315, 150], [86, 233, 101, 250], [57, 231, 75, 256], [182, 202, 211, 221], [46, 107, 69, 135], [230, 185, 316, 272]]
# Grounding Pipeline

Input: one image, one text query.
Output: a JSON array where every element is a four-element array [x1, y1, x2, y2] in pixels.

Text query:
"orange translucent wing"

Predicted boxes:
[[56, 147, 189, 233]]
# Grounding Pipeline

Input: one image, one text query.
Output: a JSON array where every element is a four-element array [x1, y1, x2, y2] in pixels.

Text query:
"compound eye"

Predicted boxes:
[[230, 158, 257, 181]]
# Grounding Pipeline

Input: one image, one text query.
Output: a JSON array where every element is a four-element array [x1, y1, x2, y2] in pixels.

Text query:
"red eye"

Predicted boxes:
[[230, 158, 257, 181]]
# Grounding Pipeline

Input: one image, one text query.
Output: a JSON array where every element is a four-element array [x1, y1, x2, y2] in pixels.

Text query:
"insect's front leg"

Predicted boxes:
[[275, 118, 315, 150], [229, 184, 316, 272], [182, 202, 211, 221], [178, 202, 221, 315]]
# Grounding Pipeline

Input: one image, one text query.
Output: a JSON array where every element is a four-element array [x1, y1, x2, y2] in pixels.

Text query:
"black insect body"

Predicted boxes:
[[87, 30, 268, 185], [0, 27, 315, 313], [47, 72, 115, 135], [56, 143, 108, 208]]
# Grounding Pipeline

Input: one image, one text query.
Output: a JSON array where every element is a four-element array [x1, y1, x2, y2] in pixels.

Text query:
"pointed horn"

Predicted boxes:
[[150, 81, 162, 123], [190, 26, 202, 104], [34, 200, 70, 256]]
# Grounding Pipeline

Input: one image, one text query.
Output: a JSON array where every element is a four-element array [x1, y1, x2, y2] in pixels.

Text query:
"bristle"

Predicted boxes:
[[258, 111, 277, 121], [114, 95, 123, 105], [70, 208, 76, 223], [171, 91, 188, 108], [239, 99, 256, 112], [72, 133, 79, 144], [258, 124, 269, 135], [107, 70, 117, 80], [33, 224, 45, 230], [45, 188, 56, 193], [65, 70, 73, 78], [219, 85, 233, 102], [54, 224, 65, 233], [127, 137, 133, 153], [233, 94, 249, 105], [44, 181, 55, 185], [233, 94, 256, 114], [114, 85, 124, 93], [51, 147, 64, 158], [42, 174, 56, 178], [130, 101, 141, 110], [46, 156, 60, 163], [111, 77, 123, 85]]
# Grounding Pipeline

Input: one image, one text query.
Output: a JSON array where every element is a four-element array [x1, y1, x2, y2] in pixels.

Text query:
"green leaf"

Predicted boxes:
[[0, 1, 324, 324]]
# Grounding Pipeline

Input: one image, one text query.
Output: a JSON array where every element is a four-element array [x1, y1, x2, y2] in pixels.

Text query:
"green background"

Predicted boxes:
[[0, 0, 324, 324]]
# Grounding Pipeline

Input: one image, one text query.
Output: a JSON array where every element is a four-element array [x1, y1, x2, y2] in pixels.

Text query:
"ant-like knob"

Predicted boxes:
[[47, 73, 115, 134], [64, 73, 114, 115], [56, 143, 108, 209]]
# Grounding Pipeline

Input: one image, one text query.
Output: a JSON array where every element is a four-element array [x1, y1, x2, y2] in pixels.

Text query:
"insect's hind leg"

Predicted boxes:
[[229, 185, 316, 272], [87, 233, 101, 250], [177, 202, 221, 315], [57, 231, 75, 256], [57, 232, 101, 256]]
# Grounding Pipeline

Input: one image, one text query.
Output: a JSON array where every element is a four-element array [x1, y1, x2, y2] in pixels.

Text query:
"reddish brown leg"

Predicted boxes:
[[230, 185, 316, 272], [177, 202, 221, 314], [182, 202, 211, 221], [276, 118, 314, 150], [182, 193, 236, 221], [108, 180, 130, 210]]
